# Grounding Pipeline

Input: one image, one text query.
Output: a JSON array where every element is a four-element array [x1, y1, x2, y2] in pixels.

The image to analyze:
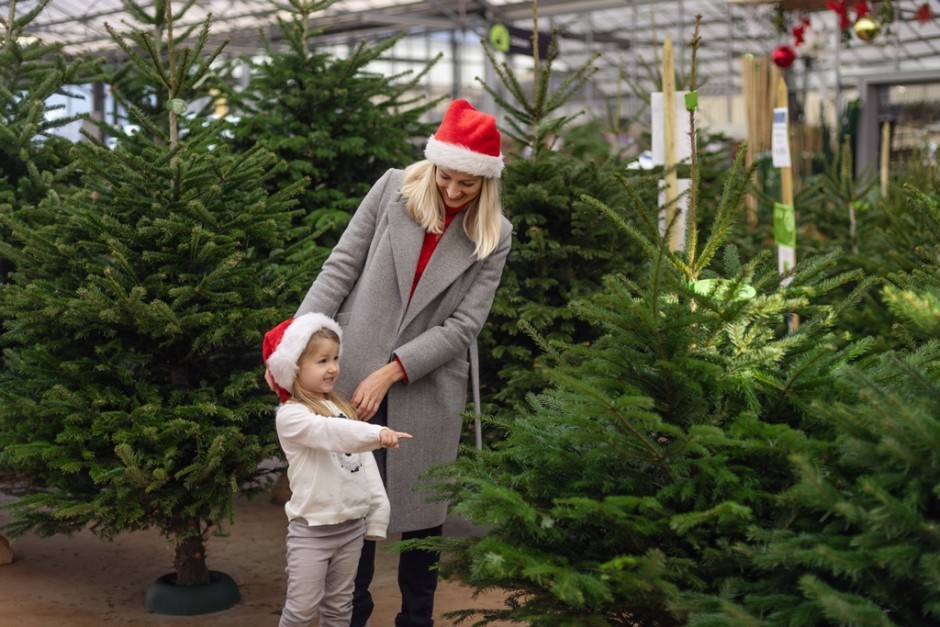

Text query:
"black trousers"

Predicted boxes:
[[350, 400, 443, 627]]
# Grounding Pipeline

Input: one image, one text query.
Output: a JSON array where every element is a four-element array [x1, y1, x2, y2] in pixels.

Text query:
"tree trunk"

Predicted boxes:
[[173, 525, 209, 586]]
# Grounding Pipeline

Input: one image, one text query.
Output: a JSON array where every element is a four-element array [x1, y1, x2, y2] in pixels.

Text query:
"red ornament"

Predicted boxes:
[[772, 44, 796, 68], [915, 2, 933, 24]]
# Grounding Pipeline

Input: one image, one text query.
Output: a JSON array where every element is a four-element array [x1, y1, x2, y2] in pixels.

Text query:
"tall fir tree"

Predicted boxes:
[[476, 31, 643, 414], [0, 4, 305, 587], [0, 0, 99, 278], [814, 148, 938, 353], [94, 0, 214, 145], [221, 0, 439, 268], [409, 74, 876, 621]]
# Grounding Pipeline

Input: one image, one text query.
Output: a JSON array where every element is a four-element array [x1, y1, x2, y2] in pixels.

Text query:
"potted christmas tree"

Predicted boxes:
[[0, 0, 99, 564], [0, 1, 305, 615]]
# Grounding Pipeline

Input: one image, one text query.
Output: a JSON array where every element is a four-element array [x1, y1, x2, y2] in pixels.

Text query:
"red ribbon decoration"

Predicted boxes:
[[791, 15, 810, 46], [826, 0, 851, 29], [915, 2, 933, 24]]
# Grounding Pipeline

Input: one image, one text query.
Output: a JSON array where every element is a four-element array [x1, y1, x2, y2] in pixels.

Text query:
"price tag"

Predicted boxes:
[[771, 107, 791, 168]]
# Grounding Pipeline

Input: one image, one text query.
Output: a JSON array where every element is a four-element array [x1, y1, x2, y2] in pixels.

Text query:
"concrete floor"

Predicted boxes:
[[0, 490, 512, 626]]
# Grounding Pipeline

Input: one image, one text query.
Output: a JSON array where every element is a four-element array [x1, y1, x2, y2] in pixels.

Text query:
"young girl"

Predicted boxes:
[[263, 312, 412, 627]]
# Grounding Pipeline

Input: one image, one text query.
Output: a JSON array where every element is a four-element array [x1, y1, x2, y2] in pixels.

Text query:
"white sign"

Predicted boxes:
[[771, 107, 791, 168], [651, 91, 694, 166]]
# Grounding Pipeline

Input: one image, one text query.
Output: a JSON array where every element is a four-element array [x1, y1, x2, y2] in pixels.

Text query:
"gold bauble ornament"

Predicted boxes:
[[854, 16, 882, 42]]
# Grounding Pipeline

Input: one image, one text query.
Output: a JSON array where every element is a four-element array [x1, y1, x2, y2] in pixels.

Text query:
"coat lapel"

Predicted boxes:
[[388, 198, 425, 311], [402, 212, 476, 330]]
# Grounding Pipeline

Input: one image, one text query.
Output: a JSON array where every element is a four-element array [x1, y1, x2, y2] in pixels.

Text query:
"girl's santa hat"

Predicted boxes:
[[263, 313, 342, 402], [425, 99, 503, 179]]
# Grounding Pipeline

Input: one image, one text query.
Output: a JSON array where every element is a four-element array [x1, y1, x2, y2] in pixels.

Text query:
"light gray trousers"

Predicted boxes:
[[279, 517, 366, 627]]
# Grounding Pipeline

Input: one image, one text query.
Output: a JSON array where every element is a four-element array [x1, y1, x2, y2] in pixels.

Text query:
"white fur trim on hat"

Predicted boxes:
[[267, 313, 342, 394], [425, 136, 504, 179]]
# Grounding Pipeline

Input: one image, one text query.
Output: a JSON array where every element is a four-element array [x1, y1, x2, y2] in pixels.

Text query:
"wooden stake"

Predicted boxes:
[[741, 54, 758, 226], [880, 120, 890, 196], [662, 36, 681, 252], [776, 77, 793, 211]]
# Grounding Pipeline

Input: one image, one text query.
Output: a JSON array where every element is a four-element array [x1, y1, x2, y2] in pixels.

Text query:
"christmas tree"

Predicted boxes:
[[221, 0, 439, 259], [433, 160, 873, 625], [0, 0, 99, 279], [411, 54, 879, 618], [726, 184, 940, 626], [0, 2, 305, 588], [93, 0, 219, 143], [476, 31, 643, 414]]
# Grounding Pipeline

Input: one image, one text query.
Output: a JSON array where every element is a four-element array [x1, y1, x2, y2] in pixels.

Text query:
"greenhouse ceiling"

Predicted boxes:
[[4, 0, 940, 99]]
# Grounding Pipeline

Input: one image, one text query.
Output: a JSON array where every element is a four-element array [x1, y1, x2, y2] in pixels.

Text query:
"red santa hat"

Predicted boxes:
[[263, 313, 343, 402], [425, 99, 504, 179]]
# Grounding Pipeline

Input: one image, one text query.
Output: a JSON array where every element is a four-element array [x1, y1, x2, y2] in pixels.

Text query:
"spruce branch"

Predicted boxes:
[[690, 146, 754, 278]]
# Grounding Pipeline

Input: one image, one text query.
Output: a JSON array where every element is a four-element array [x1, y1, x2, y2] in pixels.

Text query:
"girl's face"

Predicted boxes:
[[296, 338, 340, 399], [435, 166, 483, 207]]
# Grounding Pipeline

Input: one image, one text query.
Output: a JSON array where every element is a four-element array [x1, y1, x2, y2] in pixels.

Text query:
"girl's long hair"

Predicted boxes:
[[289, 329, 358, 420], [399, 160, 503, 260]]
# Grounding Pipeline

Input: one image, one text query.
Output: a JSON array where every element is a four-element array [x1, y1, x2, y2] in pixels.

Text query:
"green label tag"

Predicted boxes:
[[684, 91, 698, 112], [166, 98, 188, 115], [773, 202, 796, 247], [489, 24, 510, 52]]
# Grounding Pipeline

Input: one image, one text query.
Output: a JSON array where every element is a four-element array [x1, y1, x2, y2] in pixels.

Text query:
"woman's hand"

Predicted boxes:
[[379, 428, 413, 449], [352, 361, 405, 421]]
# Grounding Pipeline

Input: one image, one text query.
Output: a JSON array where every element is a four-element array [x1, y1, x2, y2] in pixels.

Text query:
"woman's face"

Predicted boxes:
[[435, 166, 483, 207]]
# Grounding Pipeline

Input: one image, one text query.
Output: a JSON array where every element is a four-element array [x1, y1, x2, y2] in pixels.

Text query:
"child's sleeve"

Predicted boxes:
[[362, 452, 390, 541], [276, 403, 384, 452]]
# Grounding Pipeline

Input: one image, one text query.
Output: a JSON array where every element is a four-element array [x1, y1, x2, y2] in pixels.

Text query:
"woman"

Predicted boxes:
[[280, 99, 511, 627]]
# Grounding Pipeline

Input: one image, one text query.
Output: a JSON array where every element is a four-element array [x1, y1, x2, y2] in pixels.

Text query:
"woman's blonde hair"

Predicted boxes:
[[289, 329, 359, 420], [399, 160, 503, 260]]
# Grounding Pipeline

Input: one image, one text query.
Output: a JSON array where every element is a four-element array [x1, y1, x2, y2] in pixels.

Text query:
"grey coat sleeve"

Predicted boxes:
[[295, 169, 398, 317]]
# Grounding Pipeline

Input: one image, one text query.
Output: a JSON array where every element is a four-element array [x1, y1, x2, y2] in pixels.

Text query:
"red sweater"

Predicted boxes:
[[410, 204, 466, 299]]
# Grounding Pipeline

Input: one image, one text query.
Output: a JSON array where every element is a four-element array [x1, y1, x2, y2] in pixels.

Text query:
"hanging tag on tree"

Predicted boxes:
[[773, 202, 797, 287], [773, 202, 796, 248], [166, 98, 188, 115]]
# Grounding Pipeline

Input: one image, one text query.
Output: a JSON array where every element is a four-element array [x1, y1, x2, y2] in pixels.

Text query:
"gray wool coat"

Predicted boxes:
[[295, 168, 512, 533]]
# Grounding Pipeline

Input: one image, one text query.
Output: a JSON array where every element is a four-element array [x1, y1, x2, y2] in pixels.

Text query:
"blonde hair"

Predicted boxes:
[[289, 329, 359, 420], [399, 160, 503, 260]]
